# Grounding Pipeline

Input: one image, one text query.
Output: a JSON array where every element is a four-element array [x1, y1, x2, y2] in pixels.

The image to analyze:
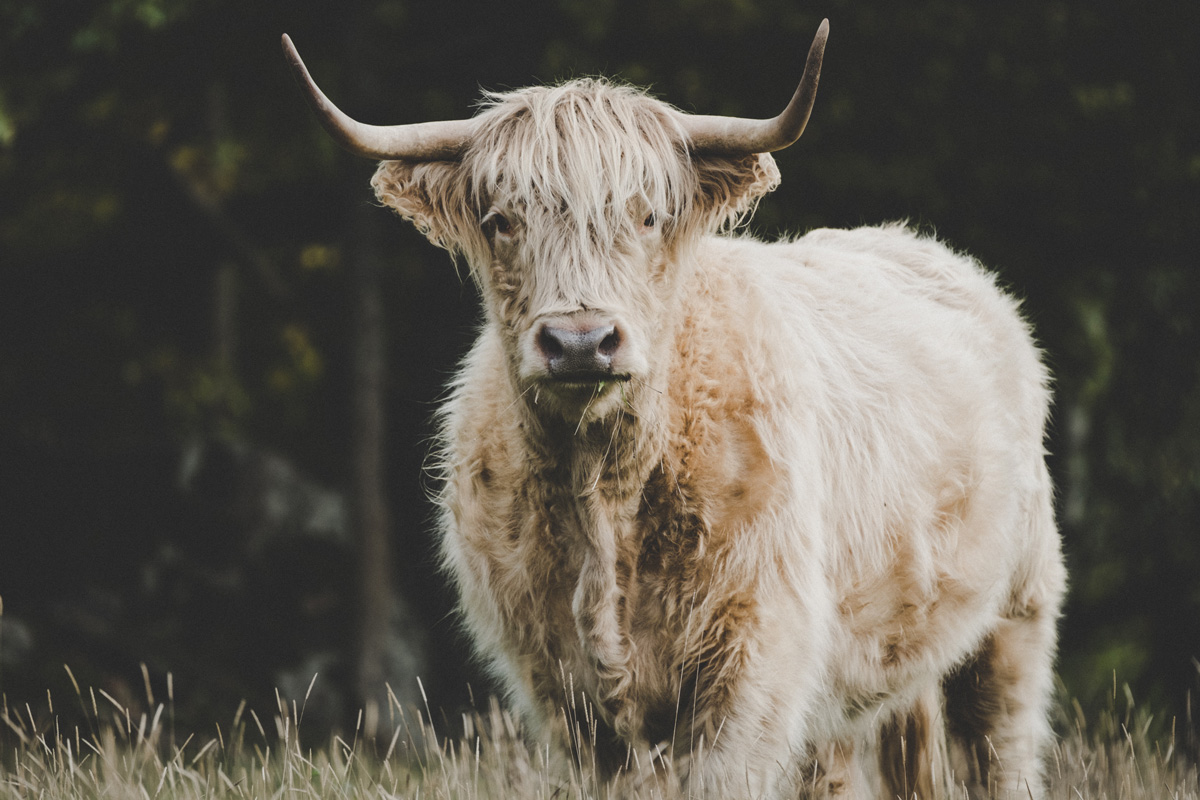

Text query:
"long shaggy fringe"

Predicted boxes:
[[372, 78, 780, 280]]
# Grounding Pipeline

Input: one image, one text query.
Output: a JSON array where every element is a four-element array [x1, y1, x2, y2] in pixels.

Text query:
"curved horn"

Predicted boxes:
[[281, 34, 475, 161], [680, 19, 828, 154]]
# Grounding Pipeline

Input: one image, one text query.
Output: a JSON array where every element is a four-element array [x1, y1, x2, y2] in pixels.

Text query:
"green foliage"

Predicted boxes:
[[71, 0, 196, 53]]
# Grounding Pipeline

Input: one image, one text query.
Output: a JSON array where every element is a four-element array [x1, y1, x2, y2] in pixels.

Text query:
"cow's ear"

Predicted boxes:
[[372, 160, 475, 251], [691, 152, 781, 230]]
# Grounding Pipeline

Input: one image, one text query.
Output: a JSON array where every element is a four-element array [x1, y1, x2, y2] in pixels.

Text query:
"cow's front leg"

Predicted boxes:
[[675, 653, 825, 797], [794, 738, 873, 799]]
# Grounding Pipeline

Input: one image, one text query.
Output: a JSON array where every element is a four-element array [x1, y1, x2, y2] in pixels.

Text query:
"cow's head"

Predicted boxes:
[[282, 23, 826, 423]]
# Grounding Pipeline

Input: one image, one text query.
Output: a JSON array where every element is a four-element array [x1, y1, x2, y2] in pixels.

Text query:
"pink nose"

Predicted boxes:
[[536, 322, 622, 379]]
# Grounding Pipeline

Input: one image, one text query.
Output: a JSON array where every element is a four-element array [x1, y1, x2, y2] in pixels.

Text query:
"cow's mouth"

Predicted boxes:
[[540, 372, 632, 402], [547, 371, 631, 387]]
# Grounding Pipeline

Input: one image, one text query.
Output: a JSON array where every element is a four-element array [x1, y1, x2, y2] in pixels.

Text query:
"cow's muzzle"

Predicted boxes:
[[535, 316, 628, 385]]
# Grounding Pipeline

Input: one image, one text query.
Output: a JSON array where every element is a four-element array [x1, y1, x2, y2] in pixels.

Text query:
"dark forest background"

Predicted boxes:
[[1, 0, 1197, 737]]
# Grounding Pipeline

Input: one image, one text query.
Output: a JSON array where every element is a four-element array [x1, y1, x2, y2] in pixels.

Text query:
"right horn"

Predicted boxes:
[[679, 19, 828, 155], [281, 34, 476, 161]]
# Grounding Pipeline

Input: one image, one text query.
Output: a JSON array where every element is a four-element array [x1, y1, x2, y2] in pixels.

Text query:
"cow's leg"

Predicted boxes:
[[797, 738, 872, 799], [879, 683, 949, 800], [943, 606, 1059, 799]]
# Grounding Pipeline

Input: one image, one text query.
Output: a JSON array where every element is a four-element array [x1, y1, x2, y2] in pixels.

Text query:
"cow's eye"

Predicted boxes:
[[643, 212, 657, 229], [483, 212, 513, 237]]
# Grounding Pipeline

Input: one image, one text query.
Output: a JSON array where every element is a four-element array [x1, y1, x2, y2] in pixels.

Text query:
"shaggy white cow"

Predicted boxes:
[[284, 22, 1065, 798]]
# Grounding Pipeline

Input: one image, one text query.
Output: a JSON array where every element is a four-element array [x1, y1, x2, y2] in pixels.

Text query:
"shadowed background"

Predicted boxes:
[[1, 0, 1197, 737]]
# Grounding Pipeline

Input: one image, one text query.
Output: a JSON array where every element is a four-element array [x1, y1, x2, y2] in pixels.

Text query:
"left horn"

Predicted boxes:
[[282, 34, 476, 161], [679, 18, 828, 155]]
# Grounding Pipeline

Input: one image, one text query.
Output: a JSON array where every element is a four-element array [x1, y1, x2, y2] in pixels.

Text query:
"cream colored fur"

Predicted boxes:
[[371, 78, 1066, 799]]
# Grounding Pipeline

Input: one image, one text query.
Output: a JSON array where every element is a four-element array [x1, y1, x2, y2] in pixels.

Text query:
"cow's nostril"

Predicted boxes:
[[538, 327, 565, 360], [598, 329, 621, 357]]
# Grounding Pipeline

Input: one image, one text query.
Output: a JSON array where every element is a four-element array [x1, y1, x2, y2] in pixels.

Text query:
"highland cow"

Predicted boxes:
[[284, 22, 1065, 798]]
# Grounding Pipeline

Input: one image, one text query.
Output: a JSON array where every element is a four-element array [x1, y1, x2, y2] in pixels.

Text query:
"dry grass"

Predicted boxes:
[[0, 669, 1196, 799], [1045, 685, 1199, 800]]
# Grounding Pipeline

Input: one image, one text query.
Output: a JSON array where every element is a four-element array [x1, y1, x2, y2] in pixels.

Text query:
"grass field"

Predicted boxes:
[[1, 670, 1197, 799]]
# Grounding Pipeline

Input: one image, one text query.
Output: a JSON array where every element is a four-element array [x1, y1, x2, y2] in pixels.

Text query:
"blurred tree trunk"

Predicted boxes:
[[345, 19, 427, 735], [348, 176, 429, 737], [349, 199, 393, 732], [213, 262, 237, 373], [208, 82, 238, 379]]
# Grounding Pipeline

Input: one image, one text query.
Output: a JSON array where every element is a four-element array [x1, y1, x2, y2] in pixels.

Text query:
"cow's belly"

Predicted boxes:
[[820, 552, 1014, 742]]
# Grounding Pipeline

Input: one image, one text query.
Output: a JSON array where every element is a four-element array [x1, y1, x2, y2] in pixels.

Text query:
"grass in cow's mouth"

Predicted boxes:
[[543, 375, 633, 398], [0, 672, 1196, 799], [549, 373, 632, 387]]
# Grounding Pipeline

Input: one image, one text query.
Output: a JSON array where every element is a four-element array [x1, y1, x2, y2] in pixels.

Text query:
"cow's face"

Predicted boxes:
[[373, 81, 780, 422], [472, 191, 670, 421]]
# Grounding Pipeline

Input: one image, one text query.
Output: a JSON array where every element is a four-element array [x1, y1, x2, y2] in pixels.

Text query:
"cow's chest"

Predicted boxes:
[[490, 464, 716, 743], [460, 385, 776, 744]]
